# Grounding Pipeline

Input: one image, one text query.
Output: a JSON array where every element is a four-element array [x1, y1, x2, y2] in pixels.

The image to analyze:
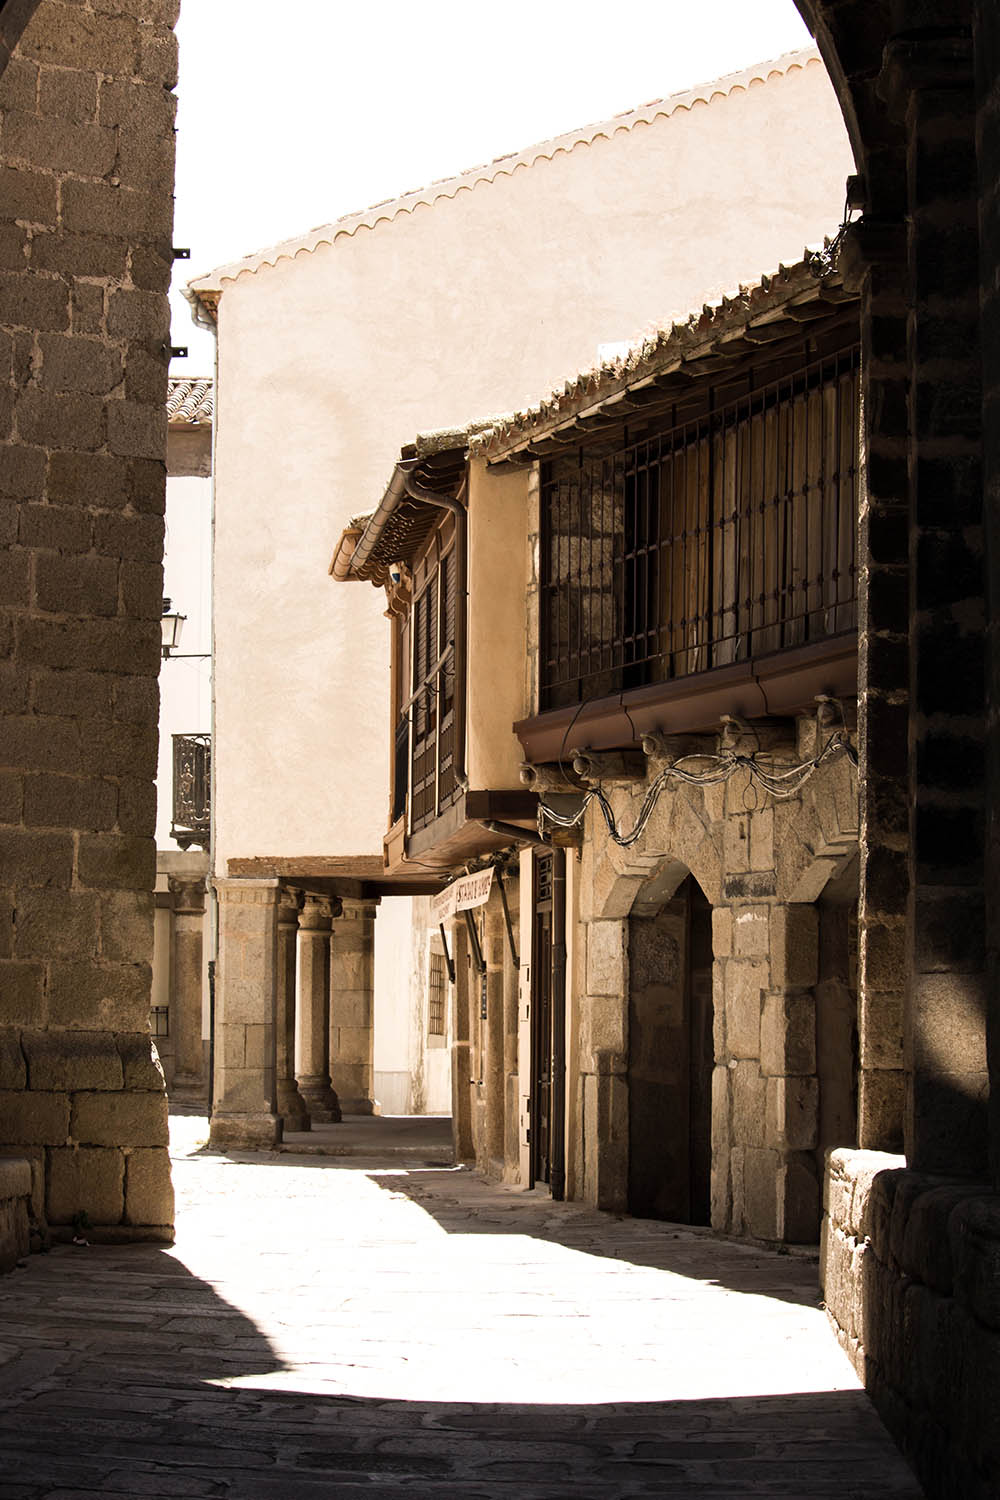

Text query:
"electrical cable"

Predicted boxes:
[[537, 730, 857, 848]]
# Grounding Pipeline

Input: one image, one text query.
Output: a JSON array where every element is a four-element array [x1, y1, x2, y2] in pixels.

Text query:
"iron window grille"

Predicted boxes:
[[171, 732, 211, 850], [539, 344, 860, 710], [428, 950, 447, 1036], [150, 1005, 169, 1037]]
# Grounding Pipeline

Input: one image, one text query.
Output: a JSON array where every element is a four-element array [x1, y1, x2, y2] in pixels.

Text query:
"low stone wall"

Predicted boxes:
[[821, 1147, 1000, 1499], [0, 1028, 172, 1242], [0, 1157, 31, 1271]]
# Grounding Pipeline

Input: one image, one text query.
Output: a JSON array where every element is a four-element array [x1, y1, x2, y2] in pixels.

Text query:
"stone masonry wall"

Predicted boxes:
[[574, 718, 861, 1241], [0, 0, 178, 1239], [823, 1147, 1000, 1499], [976, 0, 1000, 1180]]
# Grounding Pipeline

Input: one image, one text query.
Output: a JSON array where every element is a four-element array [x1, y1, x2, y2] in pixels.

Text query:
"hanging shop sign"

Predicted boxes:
[[429, 867, 494, 927]]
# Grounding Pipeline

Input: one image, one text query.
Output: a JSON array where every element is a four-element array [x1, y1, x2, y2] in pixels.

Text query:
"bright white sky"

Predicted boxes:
[[170, 0, 814, 373]]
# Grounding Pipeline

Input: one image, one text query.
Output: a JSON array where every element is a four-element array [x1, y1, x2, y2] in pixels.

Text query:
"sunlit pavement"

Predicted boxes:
[[0, 1117, 924, 1498]]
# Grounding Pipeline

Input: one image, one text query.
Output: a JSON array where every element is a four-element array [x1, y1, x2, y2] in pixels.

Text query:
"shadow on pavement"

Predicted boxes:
[[0, 1221, 925, 1497], [368, 1167, 826, 1312]]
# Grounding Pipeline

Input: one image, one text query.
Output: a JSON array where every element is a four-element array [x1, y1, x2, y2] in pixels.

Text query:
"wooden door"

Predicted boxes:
[[531, 855, 554, 1186]]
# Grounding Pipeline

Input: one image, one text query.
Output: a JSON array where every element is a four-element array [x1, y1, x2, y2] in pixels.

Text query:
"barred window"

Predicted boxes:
[[409, 541, 458, 832], [540, 343, 859, 710], [150, 1005, 169, 1038], [428, 951, 447, 1037]]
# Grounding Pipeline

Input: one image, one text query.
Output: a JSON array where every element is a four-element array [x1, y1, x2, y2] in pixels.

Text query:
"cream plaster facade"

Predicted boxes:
[[193, 51, 852, 874]]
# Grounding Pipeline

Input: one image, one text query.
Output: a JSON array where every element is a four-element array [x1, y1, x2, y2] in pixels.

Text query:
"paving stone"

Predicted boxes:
[[0, 1116, 925, 1497]]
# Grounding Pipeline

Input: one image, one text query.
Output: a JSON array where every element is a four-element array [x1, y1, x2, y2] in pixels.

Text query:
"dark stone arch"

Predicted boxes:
[[0, 0, 44, 75], [794, 1, 906, 218]]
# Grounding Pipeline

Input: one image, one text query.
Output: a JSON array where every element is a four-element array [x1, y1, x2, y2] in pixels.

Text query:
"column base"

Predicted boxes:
[[277, 1080, 311, 1133], [297, 1077, 342, 1123], [209, 1111, 282, 1150], [337, 1097, 379, 1116], [169, 1073, 209, 1112]]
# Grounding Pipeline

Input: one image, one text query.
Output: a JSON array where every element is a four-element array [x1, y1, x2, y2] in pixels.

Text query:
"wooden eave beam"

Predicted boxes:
[[742, 318, 806, 344]]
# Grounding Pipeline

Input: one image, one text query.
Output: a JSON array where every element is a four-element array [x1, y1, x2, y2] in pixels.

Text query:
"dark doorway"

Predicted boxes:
[[531, 852, 554, 1186], [628, 874, 713, 1223]]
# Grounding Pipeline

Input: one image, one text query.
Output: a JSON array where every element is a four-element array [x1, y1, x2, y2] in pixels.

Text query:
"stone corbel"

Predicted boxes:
[[519, 761, 586, 793], [570, 748, 647, 784]]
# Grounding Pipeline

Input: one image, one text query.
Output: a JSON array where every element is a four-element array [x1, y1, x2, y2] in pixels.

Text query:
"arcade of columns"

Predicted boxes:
[[160, 877, 378, 1145]]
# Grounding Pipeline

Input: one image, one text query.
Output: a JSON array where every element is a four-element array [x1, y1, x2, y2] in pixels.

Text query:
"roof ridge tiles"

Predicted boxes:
[[187, 45, 821, 306]]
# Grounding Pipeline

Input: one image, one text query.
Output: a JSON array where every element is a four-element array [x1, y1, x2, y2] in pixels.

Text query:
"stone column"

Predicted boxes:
[[882, 27, 989, 1174], [503, 874, 521, 1180], [841, 228, 910, 1155], [977, 0, 1000, 1184], [168, 874, 207, 1103], [761, 905, 821, 1244], [484, 895, 506, 1174], [296, 896, 342, 1122], [276, 889, 310, 1133], [330, 899, 379, 1114], [450, 919, 475, 1161], [210, 878, 282, 1150]]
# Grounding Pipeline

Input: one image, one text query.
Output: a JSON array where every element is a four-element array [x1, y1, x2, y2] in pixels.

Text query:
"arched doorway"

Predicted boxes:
[[627, 872, 713, 1224]]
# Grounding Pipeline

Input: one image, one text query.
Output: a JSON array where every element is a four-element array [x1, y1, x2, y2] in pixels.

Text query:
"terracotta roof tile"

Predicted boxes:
[[167, 377, 213, 426]]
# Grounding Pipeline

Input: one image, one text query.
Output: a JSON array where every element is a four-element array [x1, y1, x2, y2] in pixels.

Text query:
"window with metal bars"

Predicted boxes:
[[408, 542, 458, 832], [427, 950, 447, 1036], [539, 344, 859, 710]]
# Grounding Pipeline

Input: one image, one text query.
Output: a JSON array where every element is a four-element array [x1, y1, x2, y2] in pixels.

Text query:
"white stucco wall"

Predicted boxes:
[[156, 473, 212, 849], [374, 894, 452, 1114], [208, 55, 853, 871]]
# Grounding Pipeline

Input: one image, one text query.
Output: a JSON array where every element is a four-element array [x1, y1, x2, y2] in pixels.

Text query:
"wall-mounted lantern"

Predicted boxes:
[[161, 597, 187, 659]]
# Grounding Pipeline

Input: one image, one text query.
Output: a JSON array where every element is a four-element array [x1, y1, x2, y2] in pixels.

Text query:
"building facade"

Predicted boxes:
[[151, 376, 212, 1104], [185, 47, 852, 1148], [2, 2, 1000, 1495], [336, 252, 863, 1242]]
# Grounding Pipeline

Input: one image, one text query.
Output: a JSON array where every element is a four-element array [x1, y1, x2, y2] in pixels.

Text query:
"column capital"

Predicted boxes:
[[168, 873, 207, 915], [838, 217, 906, 291], [336, 898, 379, 923], [278, 886, 303, 927], [299, 894, 334, 931], [213, 876, 281, 906]]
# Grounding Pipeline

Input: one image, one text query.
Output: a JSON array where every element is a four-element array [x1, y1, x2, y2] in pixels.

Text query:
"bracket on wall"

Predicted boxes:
[[495, 866, 520, 970], [464, 907, 486, 975], [438, 922, 456, 985]]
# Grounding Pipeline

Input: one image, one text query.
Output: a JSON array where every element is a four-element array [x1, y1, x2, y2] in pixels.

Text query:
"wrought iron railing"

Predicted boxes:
[[540, 345, 859, 710], [171, 733, 210, 850]]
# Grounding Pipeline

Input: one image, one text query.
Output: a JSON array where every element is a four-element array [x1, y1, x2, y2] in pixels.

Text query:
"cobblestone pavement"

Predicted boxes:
[[0, 1119, 923, 1498]]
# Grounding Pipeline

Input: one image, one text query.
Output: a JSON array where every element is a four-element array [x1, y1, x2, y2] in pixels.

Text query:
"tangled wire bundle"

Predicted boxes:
[[538, 732, 858, 849]]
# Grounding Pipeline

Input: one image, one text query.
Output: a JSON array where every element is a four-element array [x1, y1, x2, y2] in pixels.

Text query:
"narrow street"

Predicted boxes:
[[0, 1120, 922, 1498]]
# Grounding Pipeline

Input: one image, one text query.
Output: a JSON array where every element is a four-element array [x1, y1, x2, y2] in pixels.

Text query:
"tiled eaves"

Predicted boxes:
[[186, 47, 822, 318], [469, 246, 857, 464], [167, 377, 214, 426]]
